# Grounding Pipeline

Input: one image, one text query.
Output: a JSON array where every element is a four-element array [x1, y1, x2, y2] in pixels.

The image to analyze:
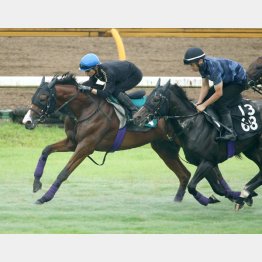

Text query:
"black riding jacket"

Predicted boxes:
[[82, 60, 143, 98]]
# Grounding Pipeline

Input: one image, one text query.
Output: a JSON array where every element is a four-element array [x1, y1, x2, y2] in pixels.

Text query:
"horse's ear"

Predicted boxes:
[[40, 76, 45, 85], [48, 76, 57, 89], [163, 79, 171, 90], [156, 78, 161, 88]]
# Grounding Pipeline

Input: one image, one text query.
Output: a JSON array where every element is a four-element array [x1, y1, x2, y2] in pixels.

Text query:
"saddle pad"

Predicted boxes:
[[230, 100, 262, 140], [106, 98, 126, 129], [106, 96, 158, 129]]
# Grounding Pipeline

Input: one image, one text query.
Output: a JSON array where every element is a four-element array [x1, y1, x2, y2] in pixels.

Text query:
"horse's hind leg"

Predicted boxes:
[[151, 140, 191, 202]]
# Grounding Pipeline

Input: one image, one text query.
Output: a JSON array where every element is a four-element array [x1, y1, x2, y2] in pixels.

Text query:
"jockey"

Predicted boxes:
[[78, 53, 143, 119], [183, 47, 248, 141]]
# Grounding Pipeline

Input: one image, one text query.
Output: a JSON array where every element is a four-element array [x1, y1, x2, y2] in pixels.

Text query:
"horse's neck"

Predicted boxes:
[[168, 95, 195, 118], [55, 85, 116, 121], [56, 85, 77, 98], [167, 91, 206, 137]]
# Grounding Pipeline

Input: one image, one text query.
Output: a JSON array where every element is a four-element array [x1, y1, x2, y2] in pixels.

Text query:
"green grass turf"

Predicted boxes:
[[0, 122, 261, 233]]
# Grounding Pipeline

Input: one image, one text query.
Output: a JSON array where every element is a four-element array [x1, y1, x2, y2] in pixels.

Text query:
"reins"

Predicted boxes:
[[163, 112, 201, 120], [74, 96, 113, 166], [152, 95, 201, 120], [248, 80, 262, 95], [54, 90, 80, 115], [87, 151, 109, 166]]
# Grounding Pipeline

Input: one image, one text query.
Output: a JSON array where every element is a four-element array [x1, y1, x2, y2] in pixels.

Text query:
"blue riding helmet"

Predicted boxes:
[[79, 53, 101, 71]]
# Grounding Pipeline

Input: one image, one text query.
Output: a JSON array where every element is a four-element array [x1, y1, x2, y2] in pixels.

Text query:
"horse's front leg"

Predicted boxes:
[[205, 165, 240, 202], [33, 138, 76, 193], [35, 140, 93, 204], [188, 160, 217, 206]]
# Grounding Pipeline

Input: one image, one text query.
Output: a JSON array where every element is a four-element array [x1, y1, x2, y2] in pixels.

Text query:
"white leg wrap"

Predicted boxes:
[[240, 189, 250, 198]]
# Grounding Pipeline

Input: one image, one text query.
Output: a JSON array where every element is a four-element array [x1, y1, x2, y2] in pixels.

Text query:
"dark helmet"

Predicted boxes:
[[183, 47, 205, 65]]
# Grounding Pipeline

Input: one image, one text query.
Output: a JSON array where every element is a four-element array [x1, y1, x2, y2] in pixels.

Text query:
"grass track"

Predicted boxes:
[[0, 123, 261, 233]]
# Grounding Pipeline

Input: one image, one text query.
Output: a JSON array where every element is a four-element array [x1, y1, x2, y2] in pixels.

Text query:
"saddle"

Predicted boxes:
[[205, 99, 262, 140], [107, 90, 158, 132]]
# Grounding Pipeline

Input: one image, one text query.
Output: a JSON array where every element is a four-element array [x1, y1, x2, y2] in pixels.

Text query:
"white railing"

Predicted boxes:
[[0, 76, 204, 88]]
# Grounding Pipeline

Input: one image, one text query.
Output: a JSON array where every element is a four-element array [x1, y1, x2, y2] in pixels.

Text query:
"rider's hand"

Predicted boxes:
[[79, 85, 92, 93], [196, 103, 206, 112]]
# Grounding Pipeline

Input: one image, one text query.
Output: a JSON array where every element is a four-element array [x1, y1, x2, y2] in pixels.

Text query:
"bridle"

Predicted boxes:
[[30, 78, 79, 124], [142, 88, 200, 122], [247, 77, 262, 95], [139, 91, 169, 122]]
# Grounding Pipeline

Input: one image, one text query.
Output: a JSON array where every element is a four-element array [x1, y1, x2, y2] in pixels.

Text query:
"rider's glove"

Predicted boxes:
[[79, 85, 92, 93]]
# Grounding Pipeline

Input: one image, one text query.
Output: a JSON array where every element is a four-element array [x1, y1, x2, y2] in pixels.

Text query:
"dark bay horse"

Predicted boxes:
[[22, 73, 193, 204], [133, 80, 262, 210]]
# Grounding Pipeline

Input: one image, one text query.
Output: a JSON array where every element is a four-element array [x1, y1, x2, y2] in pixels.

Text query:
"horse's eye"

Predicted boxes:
[[153, 97, 160, 103]]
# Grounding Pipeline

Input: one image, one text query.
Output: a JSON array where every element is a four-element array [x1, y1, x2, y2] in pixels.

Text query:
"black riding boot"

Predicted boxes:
[[218, 112, 237, 141], [117, 92, 138, 119]]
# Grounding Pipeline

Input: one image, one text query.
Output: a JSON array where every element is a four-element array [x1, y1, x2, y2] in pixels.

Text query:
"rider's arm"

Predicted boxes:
[[201, 81, 223, 108], [94, 68, 116, 99], [82, 76, 97, 87], [196, 78, 210, 105]]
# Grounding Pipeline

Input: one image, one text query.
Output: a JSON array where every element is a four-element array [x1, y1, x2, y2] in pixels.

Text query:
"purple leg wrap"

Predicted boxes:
[[226, 190, 241, 199], [34, 154, 48, 179], [194, 192, 210, 206], [220, 178, 240, 199], [42, 183, 59, 202]]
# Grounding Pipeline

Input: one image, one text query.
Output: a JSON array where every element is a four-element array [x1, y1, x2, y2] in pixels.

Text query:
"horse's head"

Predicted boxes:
[[133, 79, 170, 126], [22, 76, 58, 129], [247, 56, 262, 94]]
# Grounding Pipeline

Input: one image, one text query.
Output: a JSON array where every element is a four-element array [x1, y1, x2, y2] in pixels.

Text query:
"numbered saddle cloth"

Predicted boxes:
[[230, 99, 262, 140]]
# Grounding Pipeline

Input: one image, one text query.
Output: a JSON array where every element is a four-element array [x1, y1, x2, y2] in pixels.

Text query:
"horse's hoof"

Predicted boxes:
[[33, 180, 42, 193], [34, 197, 46, 205], [244, 191, 258, 206], [209, 195, 220, 204], [174, 194, 184, 202], [244, 193, 256, 207], [235, 202, 245, 211], [174, 197, 182, 202], [251, 191, 258, 197], [235, 197, 245, 211], [244, 197, 253, 207], [35, 199, 44, 205]]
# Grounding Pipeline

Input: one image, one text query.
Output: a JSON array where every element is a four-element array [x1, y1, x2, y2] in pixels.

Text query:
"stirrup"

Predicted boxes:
[[216, 130, 237, 141], [217, 133, 237, 141]]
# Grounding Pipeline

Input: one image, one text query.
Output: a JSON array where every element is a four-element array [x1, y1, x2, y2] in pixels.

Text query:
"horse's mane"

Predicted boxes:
[[171, 83, 189, 101], [55, 72, 79, 86], [170, 83, 195, 110]]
